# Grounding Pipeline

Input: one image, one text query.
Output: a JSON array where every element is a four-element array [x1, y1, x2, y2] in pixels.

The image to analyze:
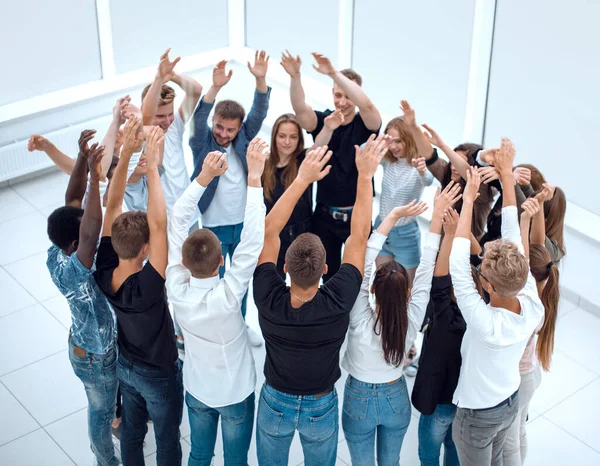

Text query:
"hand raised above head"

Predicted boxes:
[[246, 137, 270, 178], [494, 138, 516, 174], [354, 134, 388, 178], [87, 143, 106, 182], [122, 116, 144, 156], [213, 60, 233, 88], [157, 48, 181, 83], [145, 126, 164, 169], [433, 180, 463, 217], [78, 129, 97, 158], [280, 50, 301, 77], [442, 207, 460, 236], [520, 198, 540, 221], [27, 134, 51, 152], [198, 151, 228, 185], [311, 52, 336, 76], [298, 145, 333, 183], [462, 167, 481, 204], [248, 50, 269, 79]]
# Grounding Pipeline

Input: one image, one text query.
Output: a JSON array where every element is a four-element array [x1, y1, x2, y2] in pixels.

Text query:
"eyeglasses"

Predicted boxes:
[[476, 264, 496, 293]]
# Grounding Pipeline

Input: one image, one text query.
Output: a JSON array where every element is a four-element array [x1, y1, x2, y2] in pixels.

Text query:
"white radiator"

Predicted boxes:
[[0, 116, 113, 183]]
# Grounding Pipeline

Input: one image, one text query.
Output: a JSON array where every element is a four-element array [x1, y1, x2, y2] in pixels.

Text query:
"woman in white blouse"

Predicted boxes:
[[341, 182, 462, 466]]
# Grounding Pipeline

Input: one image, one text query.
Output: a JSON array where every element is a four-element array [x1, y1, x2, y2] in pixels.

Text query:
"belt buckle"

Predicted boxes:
[[332, 211, 348, 222]]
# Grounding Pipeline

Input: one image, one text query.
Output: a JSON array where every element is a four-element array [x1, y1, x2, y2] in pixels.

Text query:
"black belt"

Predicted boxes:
[[475, 390, 519, 412], [318, 204, 353, 222]]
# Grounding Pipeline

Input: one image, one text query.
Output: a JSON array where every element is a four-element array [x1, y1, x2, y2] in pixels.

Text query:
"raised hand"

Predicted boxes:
[[442, 207, 460, 237], [391, 200, 428, 219], [479, 165, 500, 184], [520, 198, 540, 221], [157, 48, 181, 83], [246, 137, 270, 179], [400, 100, 417, 127], [197, 151, 228, 187], [122, 102, 142, 120], [280, 50, 302, 77], [78, 129, 97, 159], [122, 116, 143, 157], [298, 145, 333, 183], [312, 52, 336, 76], [324, 109, 345, 131], [463, 166, 481, 204], [535, 183, 556, 203], [355, 134, 388, 178], [27, 134, 52, 152], [513, 166, 531, 186], [422, 123, 445, 148], [213, 60, 233, 88], [87, 143, 106, 182], [411, 156, 427, 176], [248, 50, 269, 79], [145, 126, 164, 170], [113, 95, 131, 126], [494, 138, 516, 174], [433, 180, 463, 217]]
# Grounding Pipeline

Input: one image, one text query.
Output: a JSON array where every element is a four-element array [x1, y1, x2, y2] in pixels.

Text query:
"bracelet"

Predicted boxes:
[[426, 148, 439, 166]]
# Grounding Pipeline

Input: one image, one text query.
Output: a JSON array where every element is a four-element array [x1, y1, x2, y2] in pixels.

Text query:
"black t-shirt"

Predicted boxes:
[[253, 262, 362, 395], [94, 237, 177, 371], [309, 110, 379, 207], [264, 151, 312, 229]]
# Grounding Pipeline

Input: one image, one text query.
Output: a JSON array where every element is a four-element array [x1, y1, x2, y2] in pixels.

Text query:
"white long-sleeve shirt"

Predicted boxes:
[[166, 181, 265, 407], [341, 230, 441, 383], [450, 205, 544, 409]]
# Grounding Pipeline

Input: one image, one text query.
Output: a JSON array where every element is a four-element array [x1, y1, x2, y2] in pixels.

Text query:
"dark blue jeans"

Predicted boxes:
[[206, 223, 247, 318], [117, 355, 184, 466], [69, 339, 119, 466], [418, 404, 459, 466], [186, 391, 255, 466], [342, 375, 412, 466], [257, 384, 339, 466]]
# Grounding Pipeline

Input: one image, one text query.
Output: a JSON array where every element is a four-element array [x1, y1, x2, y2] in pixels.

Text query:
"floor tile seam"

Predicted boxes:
[[0, 379, 42, 444], [552, 347, 600, 376], [0, 349, 66, 379], [538, 374, 600, 417], [541, 414, 600, 456]]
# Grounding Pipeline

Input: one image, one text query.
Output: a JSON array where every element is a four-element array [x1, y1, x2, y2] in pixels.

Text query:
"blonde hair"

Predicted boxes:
[[141, 84, 176, 107], [384, 117, 418, 163], [481, 240, 529, 297]]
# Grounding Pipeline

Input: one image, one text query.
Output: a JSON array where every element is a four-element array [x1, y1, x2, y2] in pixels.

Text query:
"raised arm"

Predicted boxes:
[[65, 130, 97, 208], [28, 135, 75, 175], [342, 135, 387, 274], [532, 184, 554, 245], [76, 144, 105, 269], [171, 73, 203, 123], [281, 51, 317, 131], [103, 117, 143, 237], [258, 146, 332, 265], [247, 50, 269, 93], [145, 127, 167, 277], [311, 110, 343, 149], [519, 198, 541, 258], [244, 51, 272, 140], [400, 101, 434, 159], [313, 52, 381, 131], [100, 95, 129, 177], [203, 60, 232, 104], [435, 208, 459, 277], [142, 49, 181, 125], [422, 123, 471, 180]]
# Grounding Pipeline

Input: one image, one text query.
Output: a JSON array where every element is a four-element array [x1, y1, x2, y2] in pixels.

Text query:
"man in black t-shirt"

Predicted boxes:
[[94, 119, 183, 465], [253, 136, 389, 466], [281, 51, 382, 282]]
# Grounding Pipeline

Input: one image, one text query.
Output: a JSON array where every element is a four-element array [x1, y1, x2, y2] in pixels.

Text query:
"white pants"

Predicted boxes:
[[503, 365, 543, 465]]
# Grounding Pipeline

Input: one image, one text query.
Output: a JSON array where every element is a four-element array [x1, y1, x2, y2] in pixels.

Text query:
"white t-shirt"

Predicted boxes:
[[201, 145, 247, 227], [161, 112, 191, 213]]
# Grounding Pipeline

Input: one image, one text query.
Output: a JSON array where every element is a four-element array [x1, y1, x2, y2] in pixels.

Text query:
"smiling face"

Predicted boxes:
[[152, 103, 175, 132], [332, 82, 356, 121], [386, 127, 406, 159], [275, 122, 300, 159], [451, 151, 469, 182], [212, 115, 242, 147]]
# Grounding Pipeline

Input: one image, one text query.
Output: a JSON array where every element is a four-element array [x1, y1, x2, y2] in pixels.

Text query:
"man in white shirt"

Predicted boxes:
[[449, 139, 544, 466], [166, 139, 268, 466]]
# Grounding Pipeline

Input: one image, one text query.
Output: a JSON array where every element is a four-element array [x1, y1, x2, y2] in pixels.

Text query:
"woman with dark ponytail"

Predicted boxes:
[[504, 191, 560, 465], [341, 182, 462, 465]]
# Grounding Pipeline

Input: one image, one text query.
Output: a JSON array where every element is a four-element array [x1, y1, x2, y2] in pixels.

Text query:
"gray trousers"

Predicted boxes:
[[452, 392, 519, 466]]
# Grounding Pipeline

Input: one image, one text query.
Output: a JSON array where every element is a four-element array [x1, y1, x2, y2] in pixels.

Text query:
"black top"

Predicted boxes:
[[412, 275, 466, 415], [264, 151, 313, 229], [309, 110, 379, 207], [253, 262, 362, 395], [94, 237, 178, 371]]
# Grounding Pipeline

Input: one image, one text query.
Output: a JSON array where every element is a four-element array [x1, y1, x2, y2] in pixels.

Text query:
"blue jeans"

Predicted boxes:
[[186, 391, 255, 466], [257, 384, 339, 466], [207, 223, 247, 318], [342, 375, 412, 466], [69, 338, 119, 466], [117, 355, 184, 466], [418, 404, 459, 466]]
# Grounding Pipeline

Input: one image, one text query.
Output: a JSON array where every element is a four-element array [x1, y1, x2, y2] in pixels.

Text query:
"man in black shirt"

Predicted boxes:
[[94, 118, 183, 465], [282, 51, 382, 281], [253, 136, 389, 466]]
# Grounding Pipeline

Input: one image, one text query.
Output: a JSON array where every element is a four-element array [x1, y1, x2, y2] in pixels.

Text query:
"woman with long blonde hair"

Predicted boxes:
[[262, 113, 312, 277]]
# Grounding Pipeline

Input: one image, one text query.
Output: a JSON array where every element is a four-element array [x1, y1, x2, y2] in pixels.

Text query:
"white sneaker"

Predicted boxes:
[[247, 325, 263, 347]]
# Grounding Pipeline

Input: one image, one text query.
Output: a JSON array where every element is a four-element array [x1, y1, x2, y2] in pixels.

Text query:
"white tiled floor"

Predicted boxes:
[[1, 171, 599, 465]]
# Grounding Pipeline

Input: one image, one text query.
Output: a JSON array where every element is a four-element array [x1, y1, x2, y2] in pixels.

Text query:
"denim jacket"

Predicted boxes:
[[189, 87, 271, 213]]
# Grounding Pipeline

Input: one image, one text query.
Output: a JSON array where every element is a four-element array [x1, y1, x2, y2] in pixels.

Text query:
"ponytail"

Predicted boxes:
[[372, 261, 410, 367], [530, 245, 560, 371]]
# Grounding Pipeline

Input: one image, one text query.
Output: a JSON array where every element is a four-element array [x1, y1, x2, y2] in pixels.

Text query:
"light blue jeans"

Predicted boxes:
[[342, 375, 412, 466], [418, 404, 459, 466], [207, 223, 247, 318], [257, 384, 339, 466], [186, 391, 255, 466], [68, 338, 119, 466], [374, 218, 422, 270]]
